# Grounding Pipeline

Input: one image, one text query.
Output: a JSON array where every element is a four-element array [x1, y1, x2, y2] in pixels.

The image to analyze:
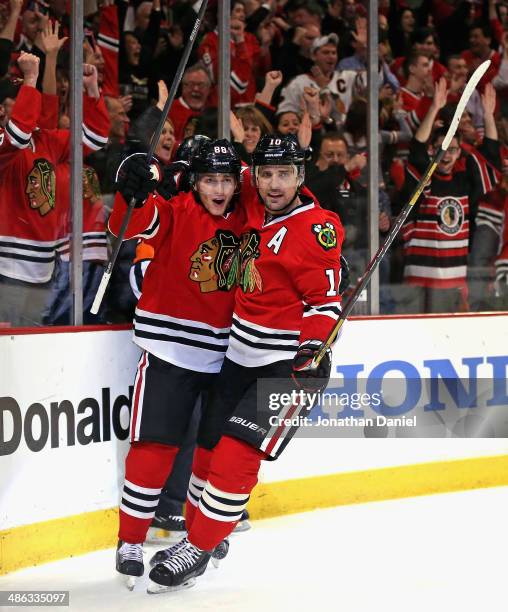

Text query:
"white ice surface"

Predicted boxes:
[[1, 486, 507, 612]]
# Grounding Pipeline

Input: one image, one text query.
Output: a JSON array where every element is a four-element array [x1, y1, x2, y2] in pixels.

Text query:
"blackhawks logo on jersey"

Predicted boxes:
[[189, 230, 239, 293], [25, 158, 56, 217], [238, 230, 262, 293], [437, 198, 464, 235], [312, 222, 337, 251]]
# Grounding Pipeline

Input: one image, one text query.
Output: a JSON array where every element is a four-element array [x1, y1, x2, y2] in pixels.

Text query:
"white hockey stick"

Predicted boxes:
[[312, 59, 492, 368]]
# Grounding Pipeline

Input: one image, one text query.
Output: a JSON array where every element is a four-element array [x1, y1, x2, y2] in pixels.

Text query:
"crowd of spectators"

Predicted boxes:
[[1, 0, 508, 327]]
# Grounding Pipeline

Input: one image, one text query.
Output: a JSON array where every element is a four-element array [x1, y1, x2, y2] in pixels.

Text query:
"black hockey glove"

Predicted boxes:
[[339, 254, 350, 295], [157, 161, 190, 200], [291, 341, 331, 393], [116, 153, 158, 206]]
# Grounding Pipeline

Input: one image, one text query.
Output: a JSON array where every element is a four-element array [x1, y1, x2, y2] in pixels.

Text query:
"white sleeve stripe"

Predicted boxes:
[[82, 132, 102, 151], [5, 124, 31, 148], [231, 71, 249, 88], [97, 38, 119, 52], [6, 119, 31, 141], [137, 208, 160, 239], [82, 122, 108, 146], [477, 208, 504, 220], [230, 72, 248, 93], [230, 80, 248, 94], [98, 33, 119, 46], [476, 220, 501, 234]]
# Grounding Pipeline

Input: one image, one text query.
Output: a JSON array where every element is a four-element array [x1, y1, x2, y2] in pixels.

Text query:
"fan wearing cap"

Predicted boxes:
[[278, 32, 346, 119], [147, 134, 346, 592], [109, 138, 259, 585]]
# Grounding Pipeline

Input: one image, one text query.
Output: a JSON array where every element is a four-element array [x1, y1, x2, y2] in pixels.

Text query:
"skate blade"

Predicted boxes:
[[211, 557, 221, 569], [147, 578, 196, 594], [124, 576, 139, 591], [232, 520, 251, 533], [146, 527, 187, 544]]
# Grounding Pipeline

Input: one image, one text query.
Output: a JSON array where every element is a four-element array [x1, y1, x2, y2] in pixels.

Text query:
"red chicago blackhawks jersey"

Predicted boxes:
[[0, 85, 109, 283], [198, 30, 258, 107], [168, 97, 200, 143], [108, 190, 250, 373], [402, 138, 500, 289], [56, 165, 108, 263], [226, 194, 345, 367]]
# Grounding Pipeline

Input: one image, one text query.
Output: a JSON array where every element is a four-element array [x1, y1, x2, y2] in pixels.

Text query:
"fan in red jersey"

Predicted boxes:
[[148, 135, 345, 593], [0, 53, 109, 327]]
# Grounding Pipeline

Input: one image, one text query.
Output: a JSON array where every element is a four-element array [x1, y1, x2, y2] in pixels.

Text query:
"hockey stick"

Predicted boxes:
[[90, 0, 209, 315], [311, 59, 492, 369]]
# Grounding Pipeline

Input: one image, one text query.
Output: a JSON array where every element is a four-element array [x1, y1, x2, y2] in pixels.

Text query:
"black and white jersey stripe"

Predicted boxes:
[[129, 260, 151, 300], [227, 314, 300, 367], [120, 479, 161, 520], [230, 71, 249, 94], [303, 301, 341, 320], [133, 307, 231, 373], [137, 208, 160, 240], [58, 232, 108, 262], [495, 259, 508, 280], [0, 236, 60, 282], [198, 482, 249, 523], [5, 120, 31, 149], [476, 206, 504, 235], [82, 122, 109, 151], [97, 32, 119, 52]]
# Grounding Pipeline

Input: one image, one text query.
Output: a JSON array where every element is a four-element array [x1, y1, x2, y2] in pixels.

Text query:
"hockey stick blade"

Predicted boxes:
[[311, 59, 491, 369], [90, 0, 209, 315]]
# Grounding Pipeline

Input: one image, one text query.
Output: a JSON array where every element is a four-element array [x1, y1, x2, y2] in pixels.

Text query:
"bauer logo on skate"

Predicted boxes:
[[0, 387, 133, 456]]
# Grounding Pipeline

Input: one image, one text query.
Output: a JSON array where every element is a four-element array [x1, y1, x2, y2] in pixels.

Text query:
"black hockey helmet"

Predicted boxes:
[[175, 134, 211, 164], [252, 134, 306, 168], [190, 138, 241, 177], [252, 134, 306, 189]]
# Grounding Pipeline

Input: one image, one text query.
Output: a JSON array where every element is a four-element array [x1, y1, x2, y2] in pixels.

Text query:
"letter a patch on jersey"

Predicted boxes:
[[312, 222, 337, 251]]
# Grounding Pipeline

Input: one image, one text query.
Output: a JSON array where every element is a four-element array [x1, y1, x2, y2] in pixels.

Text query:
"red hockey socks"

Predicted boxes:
[[185, 445, 213, 531], [188, 436, 265, 551], [119, 441, 179, 543]]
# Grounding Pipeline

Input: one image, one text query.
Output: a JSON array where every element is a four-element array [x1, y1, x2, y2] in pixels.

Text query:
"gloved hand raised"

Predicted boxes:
[[116, 153, 159, 206], [157, 161, 190, 200], [291, 341, 331, 393]]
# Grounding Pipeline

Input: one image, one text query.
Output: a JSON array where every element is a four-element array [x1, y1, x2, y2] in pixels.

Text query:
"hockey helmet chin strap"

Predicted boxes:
[[255, 164, 304, 216]]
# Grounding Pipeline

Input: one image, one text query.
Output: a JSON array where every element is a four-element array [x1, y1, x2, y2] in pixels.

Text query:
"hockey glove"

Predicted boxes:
[[157, 161, 190, 200], [291, 341, 331, 393], [116, 153, 158, 206]]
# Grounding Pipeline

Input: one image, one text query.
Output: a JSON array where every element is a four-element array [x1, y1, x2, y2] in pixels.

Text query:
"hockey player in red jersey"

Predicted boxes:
[[110, 139, 252, 588], [148, 135, 345, 593]]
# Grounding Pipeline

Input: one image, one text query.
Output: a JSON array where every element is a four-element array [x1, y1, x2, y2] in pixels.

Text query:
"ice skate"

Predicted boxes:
[[116, 540, 144, 591], [146, 513, 187, 543], [233, 509, 251, 533], [147, 538, 211, 594], [211, 537, 230, 568], [149, 536, 188, 567]]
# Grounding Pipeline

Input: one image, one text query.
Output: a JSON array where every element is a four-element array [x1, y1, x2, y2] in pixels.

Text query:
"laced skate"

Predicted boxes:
[[149, 537, 188, 567], [147, 538, 211, 593], [147, 514, 187, 543], [116, 541, 144, 591]]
